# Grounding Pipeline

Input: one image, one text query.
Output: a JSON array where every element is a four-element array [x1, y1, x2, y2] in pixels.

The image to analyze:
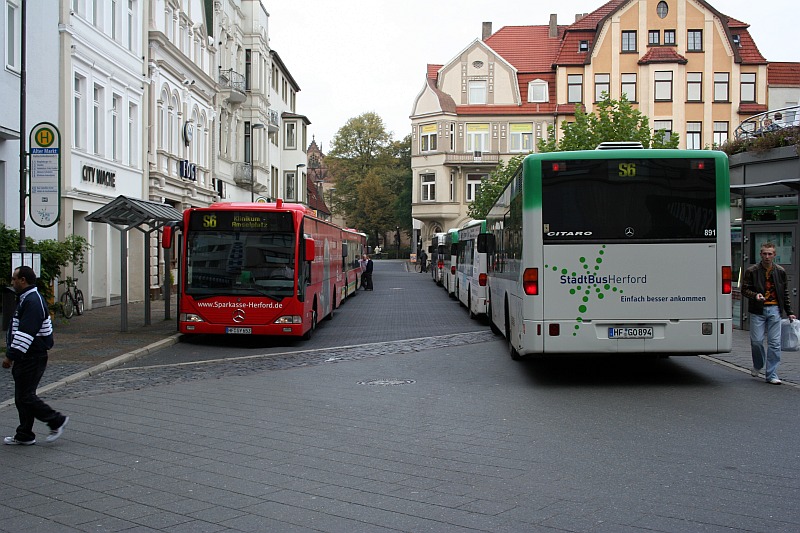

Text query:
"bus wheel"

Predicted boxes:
[[326, 291, 335, 321], [304, 308, 317, 340], [488, 295, 502, 335], [505, 299, 523, 361]]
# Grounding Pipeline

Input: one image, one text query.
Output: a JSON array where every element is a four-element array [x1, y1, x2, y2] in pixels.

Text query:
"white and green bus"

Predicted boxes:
[[443, 228, 459, 298], [485, 147, 733, 359], [456, 220, 490, 318]]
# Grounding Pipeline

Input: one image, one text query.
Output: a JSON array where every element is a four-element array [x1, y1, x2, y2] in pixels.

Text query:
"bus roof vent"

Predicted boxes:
[[595, 141, 644, 150]]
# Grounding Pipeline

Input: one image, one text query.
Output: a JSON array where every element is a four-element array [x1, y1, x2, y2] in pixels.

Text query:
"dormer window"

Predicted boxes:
[[527, 80, 549, 103], [732, 34, 741, 47], [579, 40, 589, 52]]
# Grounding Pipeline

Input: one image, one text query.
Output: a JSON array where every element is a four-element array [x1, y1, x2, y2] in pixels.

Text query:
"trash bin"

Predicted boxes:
[[2, 286, 16, 331]]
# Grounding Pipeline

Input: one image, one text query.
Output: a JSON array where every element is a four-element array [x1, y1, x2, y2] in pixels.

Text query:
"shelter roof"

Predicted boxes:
[[84, 196, 182, 229]]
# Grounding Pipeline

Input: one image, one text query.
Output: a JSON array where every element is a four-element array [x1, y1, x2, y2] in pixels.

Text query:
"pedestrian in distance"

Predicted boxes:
[[362, 254, 374, 291], [742, 242, 796, 385], [3, 266, 69, 445], [419, 249, 428, 273]]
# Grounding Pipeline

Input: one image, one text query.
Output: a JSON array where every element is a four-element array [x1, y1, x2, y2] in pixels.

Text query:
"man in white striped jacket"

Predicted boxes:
[[3, 266, 68, 446]]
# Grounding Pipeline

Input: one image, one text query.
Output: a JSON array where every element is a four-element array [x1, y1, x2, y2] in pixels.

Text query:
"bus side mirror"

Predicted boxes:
[[477, 234, 494, 254], [304, 238, 316, 262], [162, 222, 181, 249]]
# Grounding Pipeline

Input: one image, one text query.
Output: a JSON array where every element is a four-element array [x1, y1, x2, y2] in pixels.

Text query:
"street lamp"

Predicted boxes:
[[250, 123, 265, 201], [296, 163, 306, 203]]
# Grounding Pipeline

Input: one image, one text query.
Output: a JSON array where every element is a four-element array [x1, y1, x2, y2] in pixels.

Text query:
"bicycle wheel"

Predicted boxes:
[[60, 292, 75, 319], [415, 262, 422, 273], [74, 290, 85, 315]]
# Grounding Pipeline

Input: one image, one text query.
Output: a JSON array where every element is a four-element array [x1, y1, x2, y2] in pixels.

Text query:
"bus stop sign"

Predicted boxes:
[[29, 122, 62, 227]]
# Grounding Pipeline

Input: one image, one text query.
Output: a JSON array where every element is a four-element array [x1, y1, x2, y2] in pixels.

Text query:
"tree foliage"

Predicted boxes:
[[537, 94, 680, 152], [468, 154, 526, 220], [326, 114, 411, 248]]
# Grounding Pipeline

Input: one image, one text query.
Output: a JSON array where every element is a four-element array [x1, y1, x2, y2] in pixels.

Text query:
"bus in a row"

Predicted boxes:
[[162, 199, 367, 339], [483, 146, 733, 359]]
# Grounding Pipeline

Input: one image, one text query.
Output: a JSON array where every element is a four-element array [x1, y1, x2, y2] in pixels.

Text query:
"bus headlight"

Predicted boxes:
[[180, 313, 204, 322], [274, 315, 302, 324]]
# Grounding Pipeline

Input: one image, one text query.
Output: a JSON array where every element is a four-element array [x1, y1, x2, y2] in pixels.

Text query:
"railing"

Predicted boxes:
[[219, 68, 246, 93], [735, 104, 800, 140], [233, 162, 254, 187], [443, 152, 500, 165]]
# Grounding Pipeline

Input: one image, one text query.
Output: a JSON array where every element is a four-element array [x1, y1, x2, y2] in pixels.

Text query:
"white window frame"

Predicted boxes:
[[594, 74, 610, 101], [111, 94, 122, 161], [93, 83, 105, 155], [465, 124, 490, 152], [128, 101, 138, 167], [567, 74, 583, 103], [285, 121, 296, 150], [740, 73, 756, 103], [421, 173, 435, 202], [509, 124, 533, 153], [686, 122, 702, 150], [713, 122, 728, 147], [654, 71, 673, 101], [5, 0, 21, 71], [527, 80, 548, 103], [420, 124, 437, 152], [468, 80, 487, 104], [621, 73, 637, 101], [73, 74, 85, 149], [714, 72, 729, 102], [466, 173, 486, 203], [285, 171, 296, 200], [687, 72, 702, 102]]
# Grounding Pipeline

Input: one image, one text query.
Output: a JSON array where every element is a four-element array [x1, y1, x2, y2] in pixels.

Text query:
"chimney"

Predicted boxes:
[[575, 13, 588, 22], [549, 14, 557, 38], [482, 22, 492, 41]]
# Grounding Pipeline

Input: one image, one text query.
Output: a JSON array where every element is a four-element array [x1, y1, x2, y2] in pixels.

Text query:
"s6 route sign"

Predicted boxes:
[[29, 122, 61, 227]]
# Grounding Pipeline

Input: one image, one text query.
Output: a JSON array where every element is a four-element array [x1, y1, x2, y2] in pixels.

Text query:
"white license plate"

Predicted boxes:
[[608, 327, 653, 339], [226, 327, 252, 334]]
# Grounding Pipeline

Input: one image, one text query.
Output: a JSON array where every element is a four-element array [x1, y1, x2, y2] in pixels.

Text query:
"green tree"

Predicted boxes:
[[327, 114, 411, 249], [0, 224, 89, 300], [468, 154, 526, 220], [537, 93, 680, 152]]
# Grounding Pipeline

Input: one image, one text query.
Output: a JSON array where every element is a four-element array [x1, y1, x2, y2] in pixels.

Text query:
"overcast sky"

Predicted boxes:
[[264, 0, 797, 151]]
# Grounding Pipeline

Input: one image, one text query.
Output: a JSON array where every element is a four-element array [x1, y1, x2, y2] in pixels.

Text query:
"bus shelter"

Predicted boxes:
[[85, 196, 182, 332]]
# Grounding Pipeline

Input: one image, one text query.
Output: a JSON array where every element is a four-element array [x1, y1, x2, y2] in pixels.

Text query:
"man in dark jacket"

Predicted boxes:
[[3, 266, 69, 445], [362, 254, 374, 291], [742, 243, 796, 385]]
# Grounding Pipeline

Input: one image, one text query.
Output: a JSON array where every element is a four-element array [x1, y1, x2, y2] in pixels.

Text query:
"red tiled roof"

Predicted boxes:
[[731, 30, 767, 64], [427, 64, 443, 82], [424, 65, 457, 114], [567, 0, 629, 30], [554, 31, 594, 66], [768, 63, 800, 86], [484, 26, 564, 73], [739, 103, 768, 115], [638, 47, 688, 65]]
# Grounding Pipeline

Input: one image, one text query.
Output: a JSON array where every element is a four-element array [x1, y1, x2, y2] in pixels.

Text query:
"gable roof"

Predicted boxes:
[[484, 25, 564, 73], [638, 47, 688, 65]]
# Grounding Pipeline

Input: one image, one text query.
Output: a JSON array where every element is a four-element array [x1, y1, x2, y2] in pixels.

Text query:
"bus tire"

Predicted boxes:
[[304, 308, 317, 340], [505, 298, 523, 361], [488, 294, 502, 335]]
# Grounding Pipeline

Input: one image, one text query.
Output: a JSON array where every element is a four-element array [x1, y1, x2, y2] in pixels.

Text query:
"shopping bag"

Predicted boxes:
[[781, 318, 800, 351]]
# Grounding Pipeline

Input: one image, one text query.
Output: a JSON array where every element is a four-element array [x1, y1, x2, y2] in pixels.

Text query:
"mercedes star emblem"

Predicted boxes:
[[625, 227, 635, 237], [232, 308, 246, 323]]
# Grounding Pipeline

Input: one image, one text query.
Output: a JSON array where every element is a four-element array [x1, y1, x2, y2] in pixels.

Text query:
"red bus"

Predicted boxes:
[[163, 200, 362, 339], [341, 227, 368, 299]]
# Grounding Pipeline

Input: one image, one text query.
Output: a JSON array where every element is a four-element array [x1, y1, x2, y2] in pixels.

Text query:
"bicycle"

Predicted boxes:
[[59, 277, 85, 319], [414, 257, 428, 273]]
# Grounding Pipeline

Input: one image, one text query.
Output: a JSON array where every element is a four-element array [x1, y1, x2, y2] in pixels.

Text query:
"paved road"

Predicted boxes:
[[1, 260, 799, 532]]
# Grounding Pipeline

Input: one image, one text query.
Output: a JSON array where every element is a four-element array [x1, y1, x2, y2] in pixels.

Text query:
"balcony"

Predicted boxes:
[[233, 163, 268, 192], [443, 151, 500, 166], [734, 104, 800, 140], [219, 68, 246, 104], [267, 109, 280, 133]]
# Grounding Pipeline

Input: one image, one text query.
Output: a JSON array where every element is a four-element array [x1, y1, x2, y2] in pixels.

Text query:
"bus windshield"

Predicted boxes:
[[185, 211, 296, 300], [542, 158, 717, 243]]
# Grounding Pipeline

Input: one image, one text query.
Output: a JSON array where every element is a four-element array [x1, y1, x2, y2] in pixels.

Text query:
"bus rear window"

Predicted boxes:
[[542, 158, 717, 243]]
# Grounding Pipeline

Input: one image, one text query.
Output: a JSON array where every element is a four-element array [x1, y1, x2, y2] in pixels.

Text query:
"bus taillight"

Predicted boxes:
[[451, 266, 456, 275], [522, 268, 538, 295], [479, 273, 487, 286], [438, 260, 444, 270], [722, 266, 732, 294]]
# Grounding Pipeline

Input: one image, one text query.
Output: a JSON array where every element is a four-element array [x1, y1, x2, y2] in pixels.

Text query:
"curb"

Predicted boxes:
[[0, 333, 182, 410]]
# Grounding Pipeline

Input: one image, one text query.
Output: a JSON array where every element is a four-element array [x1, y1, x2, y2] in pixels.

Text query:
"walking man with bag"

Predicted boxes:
[[3, 266, 69, 445], [742, 242, 796, 385]]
